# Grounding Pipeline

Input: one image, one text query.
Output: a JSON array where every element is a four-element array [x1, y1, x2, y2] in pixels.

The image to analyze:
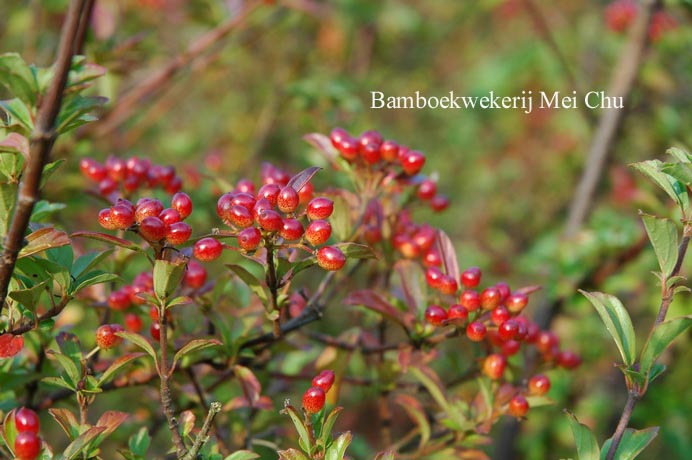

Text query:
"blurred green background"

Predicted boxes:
[[1, 0, 691, 459]]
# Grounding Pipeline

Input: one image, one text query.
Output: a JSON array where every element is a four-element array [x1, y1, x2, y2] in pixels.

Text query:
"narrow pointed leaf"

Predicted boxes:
[[639, 316, 692, 378], [98, 352, 146, 385], [115, 332, 157, 364], [287, 166, 321, 192], [62, 426, 106, 459], [640, 213, 678, 276], [600, 427, 658, 460], [172, 339, 222, 372], [565, 411, 600, 460], [580, 291, 636, 366]]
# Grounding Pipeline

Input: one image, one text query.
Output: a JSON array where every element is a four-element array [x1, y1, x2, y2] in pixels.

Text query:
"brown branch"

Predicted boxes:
[[564, 0, 660, 237], [74, 0, 95, 55], [10, 296, 71, 335], [0, 0, 87, 308], [91, 0, 262, 138], [605, 392, 640, 460]]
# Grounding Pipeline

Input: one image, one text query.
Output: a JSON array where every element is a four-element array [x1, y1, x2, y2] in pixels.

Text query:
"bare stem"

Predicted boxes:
[[184, 402, 222, 460], [605, 392, 640, 460], [266, 244, 282, 338], [0, 0, 87, 307]]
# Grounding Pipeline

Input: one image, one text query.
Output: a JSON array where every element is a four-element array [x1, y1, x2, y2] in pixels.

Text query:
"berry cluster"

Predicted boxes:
[[424, 266, 581, 372], [80, 155, 184, 198], [193, 165, 346, 271], [95, 323, 124, 349], [604, 1, 678, 41], [302, 370, 335, 414], [98, 192, 193, 246], [389, 212, 443, 264], [12, 407, 42, 460]]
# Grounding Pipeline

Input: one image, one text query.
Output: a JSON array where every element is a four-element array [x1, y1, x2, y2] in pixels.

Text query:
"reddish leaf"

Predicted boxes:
[[287, 166, 321, 193], [234, 365, 261, 407], [514, 285, 542, 296], [303, 133, 340, 166], [19, 227, 70, 258], [395, 260, 425, 314], [95, 411, 129, 437], [0, 132, 29, 157], [344, 290, 415, 330], [0, 333, 23, 358], [434, 229, 459, 280], [72, 231, 139, 250]]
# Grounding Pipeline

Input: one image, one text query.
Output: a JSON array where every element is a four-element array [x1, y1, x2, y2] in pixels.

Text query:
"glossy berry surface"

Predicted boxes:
[[165, 222, 192, 245], [279, 218, 304, 241], [302, 386, 326, 414], [108, 290, 131, 311], [194, 238, 223, 261], [305, 220, 332, 246], [14, 407, 40, 434], [124, 313, 143, 333], [306, 197, 334, 220], [400, 150, 426, 175], [466, 321, 487, 342], [184, 260, 207, 288], [277, 186, 299, 213], [316, 246, 346, 271], [171, 192, 193, 218], [138, 216, 166, 242], [417, 179, 437, 200], [459, 290, 481, 311], [508, 395, 529, 418], [96, 324, 122, 349], [14, 431, 41, 459], [425, 305, 448, 326], [482, 353, 507, 380], [480, 287, 501, 310], [528, 374, 551, 396], [312, 370, 336, 393], [447, 304, 468, 322], [238, 227, 262, 251], [460, 267, 482, 288]]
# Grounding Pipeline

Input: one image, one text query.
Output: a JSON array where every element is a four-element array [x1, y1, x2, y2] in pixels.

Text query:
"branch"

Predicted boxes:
[[0, 0, 87, 307], [564, 0, 660, 237]]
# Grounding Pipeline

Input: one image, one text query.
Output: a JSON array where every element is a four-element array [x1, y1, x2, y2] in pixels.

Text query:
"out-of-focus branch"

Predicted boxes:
[[0, 0, 88, 307], [90, 0, 261, 138], [564, 0, 660, 237]]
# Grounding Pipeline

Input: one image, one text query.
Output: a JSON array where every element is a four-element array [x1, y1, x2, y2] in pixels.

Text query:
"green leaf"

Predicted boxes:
[[153, 259, 186, 301], [639, 316, 692, 378], [565, 411, 600, 460], [580, 291, 636, 366], [667, 147, 692, 164], [631, 160, 688, 210], [640, 213, 678, 276], [55, 331, 82, 363], [48, 408, 80, 441], [277, 449, 311, 460], [46, 245, 74, 271], [325, 431, 352, 460], [71, 250, 113, 278], [600, 426, 659, 460], [648, 363, 666, 383], [19, 227, 71, 258], [394, 395, 430, 448], [72, 271, 119, 294], [8, 280, 48, 311], [281, 405, 312, 454], [0, 53, 38, 104], [62, 426, 107, 459], [2, 410, 18, 452], [40, 159, 66, 188], [0, 182, 16, 236], [115, 332, 157, 365], [46, 350, 82, 388], [224, 451, 260, 460], [318, 406, 343, 448], [42, 376, 76, 391], [409, 365, 452, 414], [333, 242, 377, 260], [72, 231, 141, 251], [171, 339, 222, 373], [0, 98, 34, 132], [56, 95, 107, 133], [226, 264, 269, 306], [128, 427, 151, 456], [98, 352, 146, 386]]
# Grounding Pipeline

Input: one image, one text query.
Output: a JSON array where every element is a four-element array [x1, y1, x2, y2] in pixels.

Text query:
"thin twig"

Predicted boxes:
[[159, 309, 188, 458], [184, 402, 222, 460], [605, 392, 640, 460], [565, 0, 660, 237], [74, 0, 95, 54], [0, 0, 87, 307]]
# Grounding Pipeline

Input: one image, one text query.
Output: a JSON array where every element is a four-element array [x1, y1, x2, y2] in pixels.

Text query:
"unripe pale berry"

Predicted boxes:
[[194, 237, 223, 261]]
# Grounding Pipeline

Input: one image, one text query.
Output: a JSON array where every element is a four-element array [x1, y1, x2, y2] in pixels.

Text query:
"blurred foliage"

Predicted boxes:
[[0, 0, 690, 459]]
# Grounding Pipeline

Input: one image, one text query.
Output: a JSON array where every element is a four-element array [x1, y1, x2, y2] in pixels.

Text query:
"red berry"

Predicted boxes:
[[447, 304, 468, 322], [498, 319, 520, 341], [139, 216, 167, 242], [298, 181, 314, 204], [329, 128, 350, 149], [412, 225, 436, 252], [135, 199, 164, 223], [184, 260, 207, 288], [306, 197, 334, 220], [226, 205, 252, 228], [605, 0, 637, 33], [430, 194, 450, 212], [106, 156, 127, 181], [108, 289, 131, 311], [257, 183, 281, 207], [491, 306, 511, 326], [501, 339, 521, 356], [14, 431, 41, 459], [316, 246, 346, 271], [649, 11, 677, 42], [524, 322, 540, 343], [216, 193, 234, 220], [380, 140, 399, 162], [171, 192, 193, 219], [508, 395, 529, 418], [80, 158, 107, 182], [528, 374, 551, 396], [363, 224, 382, 245], [96, 324, 122, 349], [110, 205, 135, 229], [459, 290, 481, 311], [98, 208, 118, 230], [159, 208, 182, 226], [256, 209, 283, 232], [303, 386, 326, 414], [425, 304, 448, 326], [400, 150, 426, 175], [98, 177, 117, 195], [482, 353, 507, 380], [358, 130, 383, 149], [361, 143, 381, 164], [425, 266, 444, 290], [235, 179, 255, 194], [124, 313, 143, 332], [422, 248, 441, 267], [277, 186, 300, 213], [194, 237, 223, 261], [238, 227, 262, 251], [165, 174, 182, 194], [305, 220, 332, 246], [14, 407, 40, 434], [280, 218, 304, 241], [535, 331, 559, 354], [165, 222, 192, 245], [338, 136, 359, 161], [438, 275, 458, 295], [252, 198, 273, 221], [480, 287, 501, 310], [556, 350, 582, 369], [507, 292, 528, 313], [150, 322, 161, 341], [312, 370, 336, 393], [417, 179, 437, 200], [495, 282, 511, 302], [231, 192, 256, 212], [466, 321, 487, 342], [460, 267, 482, 288]]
